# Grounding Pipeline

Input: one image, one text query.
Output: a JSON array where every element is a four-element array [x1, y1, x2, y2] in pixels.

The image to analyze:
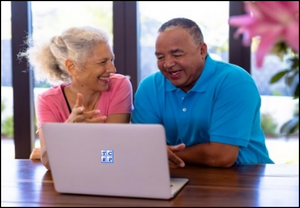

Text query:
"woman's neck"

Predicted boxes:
[[64, 85, 100, 111]]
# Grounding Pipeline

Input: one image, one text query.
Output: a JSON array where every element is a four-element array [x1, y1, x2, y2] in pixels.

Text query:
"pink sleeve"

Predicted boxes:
[[35, 87, 69, 130], [36, 95, 57, 129]]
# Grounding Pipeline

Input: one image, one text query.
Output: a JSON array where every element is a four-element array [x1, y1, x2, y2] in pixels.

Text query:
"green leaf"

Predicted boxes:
[[280, 117, 299, 137], [270, 70, 290, 83], [286, 73, 298, 86], [290, 57, 299, 69], [293, 83, 299, 99]]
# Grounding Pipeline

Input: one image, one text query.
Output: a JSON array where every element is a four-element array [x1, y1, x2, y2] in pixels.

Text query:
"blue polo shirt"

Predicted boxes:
[[132, 54, 274, 164]]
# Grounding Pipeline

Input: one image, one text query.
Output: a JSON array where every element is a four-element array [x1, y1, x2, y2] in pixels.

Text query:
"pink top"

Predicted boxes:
[[36, 73, 133, 130]]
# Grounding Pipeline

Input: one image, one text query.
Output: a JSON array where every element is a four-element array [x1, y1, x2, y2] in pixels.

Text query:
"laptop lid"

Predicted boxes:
[[42, 123, 188, 199]]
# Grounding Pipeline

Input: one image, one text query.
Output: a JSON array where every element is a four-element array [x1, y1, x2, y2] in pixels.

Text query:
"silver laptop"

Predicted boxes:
[[42, 123, 189, 199]]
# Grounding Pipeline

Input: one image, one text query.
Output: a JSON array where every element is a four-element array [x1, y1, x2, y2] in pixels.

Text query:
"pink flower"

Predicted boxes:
[[228, 1, 299, 68]]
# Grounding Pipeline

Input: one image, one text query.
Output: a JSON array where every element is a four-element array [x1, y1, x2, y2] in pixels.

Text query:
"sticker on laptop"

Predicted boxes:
[[101, 150, 114, 163]]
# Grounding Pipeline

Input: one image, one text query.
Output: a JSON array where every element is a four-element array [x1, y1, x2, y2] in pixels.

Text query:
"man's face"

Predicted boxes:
[[155, 27, 207, 92]]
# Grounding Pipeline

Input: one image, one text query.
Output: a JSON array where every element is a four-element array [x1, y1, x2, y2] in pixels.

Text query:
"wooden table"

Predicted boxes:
[[1, 159, 299, 207]]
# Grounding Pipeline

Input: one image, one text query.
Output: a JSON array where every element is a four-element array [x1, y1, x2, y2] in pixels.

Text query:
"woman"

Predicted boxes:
[[18, 26, 133, 170]]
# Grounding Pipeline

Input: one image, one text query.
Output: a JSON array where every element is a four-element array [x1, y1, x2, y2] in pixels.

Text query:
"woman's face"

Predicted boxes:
[[73, 43, 116, 92]]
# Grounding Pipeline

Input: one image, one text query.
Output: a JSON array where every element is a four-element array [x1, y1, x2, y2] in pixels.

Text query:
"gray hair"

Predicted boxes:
[[18, 26, 110, 85], [158, 17, 204, 46]]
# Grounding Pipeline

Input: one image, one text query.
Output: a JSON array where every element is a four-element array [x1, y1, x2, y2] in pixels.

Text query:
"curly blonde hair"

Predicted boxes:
[[18, 26, 110, 85]]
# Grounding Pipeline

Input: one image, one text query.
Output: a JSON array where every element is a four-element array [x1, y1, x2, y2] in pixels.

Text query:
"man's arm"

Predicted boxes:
[[175, 142, 239, 168]]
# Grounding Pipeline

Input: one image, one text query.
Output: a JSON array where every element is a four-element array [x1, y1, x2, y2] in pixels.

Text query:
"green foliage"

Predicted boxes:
[[1, 100, 14, 138], [1, 99, 38, 138], [1, 100, 4, 112], [279, 102, 299, 138], [34, 81, 51, 88], [269, 41, 299, 137], [261, 113, 278, 137], [272, 90, 283, 96], [1, 116, 14, 138], [270, 56, 299, 99]]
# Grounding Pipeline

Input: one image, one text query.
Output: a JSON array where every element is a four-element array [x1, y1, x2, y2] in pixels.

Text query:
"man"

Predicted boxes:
[[131, 17, 274, 168]]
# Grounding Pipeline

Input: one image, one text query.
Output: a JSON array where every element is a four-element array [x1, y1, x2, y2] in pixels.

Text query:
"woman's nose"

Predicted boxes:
[[107, 62, 117, 73]]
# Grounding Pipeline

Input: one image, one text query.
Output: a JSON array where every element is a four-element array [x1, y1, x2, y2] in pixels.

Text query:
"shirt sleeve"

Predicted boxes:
[[209, 77, 261, 147], [35, 95, 62, 129], [35, 87, 69, 131]]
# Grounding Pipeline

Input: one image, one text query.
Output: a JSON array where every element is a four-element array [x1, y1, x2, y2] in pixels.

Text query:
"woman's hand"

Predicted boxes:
[[29, 147, 41, 160], [66, 93, 107, 123]]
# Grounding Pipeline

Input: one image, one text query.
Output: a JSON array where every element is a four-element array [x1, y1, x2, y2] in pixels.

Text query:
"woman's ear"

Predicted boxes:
[[65, 59, 78, 76]]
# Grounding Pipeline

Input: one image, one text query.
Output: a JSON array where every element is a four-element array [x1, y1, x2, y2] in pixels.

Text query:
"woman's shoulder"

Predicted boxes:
[[110, 73, 130, 80], [37, 84, 65, 99], [109, 73, 131, 87]]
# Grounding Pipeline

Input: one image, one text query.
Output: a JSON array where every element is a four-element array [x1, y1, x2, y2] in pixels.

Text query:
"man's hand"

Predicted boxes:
[[167, 143, 186, 168]]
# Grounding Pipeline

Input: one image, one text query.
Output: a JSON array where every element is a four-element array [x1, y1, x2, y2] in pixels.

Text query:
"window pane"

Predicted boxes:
[[30, 1, 113, 146], [31, 1, 113, 39], [31, 1, 113, 87], [251, 42, 299, 164], [138, 1, 229, 81], [251, 41, 298, 137], [1, 1, 15, 159]]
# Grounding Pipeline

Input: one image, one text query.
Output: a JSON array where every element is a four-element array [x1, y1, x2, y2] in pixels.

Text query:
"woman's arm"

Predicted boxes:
[[106, 113, 131, 123], [36, 129, 51, 170]]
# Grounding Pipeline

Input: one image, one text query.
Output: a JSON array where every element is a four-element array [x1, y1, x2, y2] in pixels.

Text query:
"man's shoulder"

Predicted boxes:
[[140, 71, 164, 84], [214, 60, 252, 80], [137, 72, 166, 93]]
